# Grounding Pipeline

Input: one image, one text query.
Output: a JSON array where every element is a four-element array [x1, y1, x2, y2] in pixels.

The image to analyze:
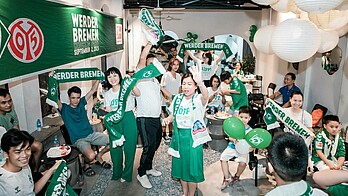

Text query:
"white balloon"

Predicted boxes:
[[254, 25, 275, 54], [308, 10, 348, 31], [317, 30, 339, 53], [235, 140, 250, 154], [252, 0, 279, 5], [294, 0, 344, 13], [271, 18, 321, 62], [164, 30, 179, 40]]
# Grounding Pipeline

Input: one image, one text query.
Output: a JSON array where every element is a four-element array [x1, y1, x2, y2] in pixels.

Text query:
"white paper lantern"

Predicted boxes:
[[336, 0, 348, 11], [294, 0, 344, 13], [271, 19, 321, 62], [271, 0, 299, 13], [254, 25, 275, 54], [336, 24, 348, 37], [252, 0, 279, 6], [308, 10, 348, 31], [317, 30, 339, 53]]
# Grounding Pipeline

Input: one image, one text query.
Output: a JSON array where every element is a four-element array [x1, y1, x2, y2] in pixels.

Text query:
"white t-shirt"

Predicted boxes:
[[161, 71, 181, 106], [266, 180, 327, 196], [283, 108, 312, 133], [169, 94, 205, 129], [104, 88, 135, 112], [207, 87, 223, 107], [220, 82, 232, 102], [195, 59, 219, 81], [136, 79, 161, 117], [0, 166, 35, 196]]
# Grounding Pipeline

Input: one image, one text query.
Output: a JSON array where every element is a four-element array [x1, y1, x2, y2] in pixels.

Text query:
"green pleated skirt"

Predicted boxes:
[[171, 128, 204, 183]]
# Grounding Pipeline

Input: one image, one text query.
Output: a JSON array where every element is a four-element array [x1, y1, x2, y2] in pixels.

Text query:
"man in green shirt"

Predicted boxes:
[[0, 88, 43, 172], [220, 71, 248, 115]]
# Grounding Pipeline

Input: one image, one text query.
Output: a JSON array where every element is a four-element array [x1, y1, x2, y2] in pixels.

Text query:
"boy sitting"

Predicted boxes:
[[220, 106, 252, 190], [0, 129, 61, 195], [266, 133, 326, 195], [312, 115, 346, 171]]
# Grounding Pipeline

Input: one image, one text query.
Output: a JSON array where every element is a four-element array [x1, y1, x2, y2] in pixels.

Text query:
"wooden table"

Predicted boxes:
[[31, 114, 64, 143]]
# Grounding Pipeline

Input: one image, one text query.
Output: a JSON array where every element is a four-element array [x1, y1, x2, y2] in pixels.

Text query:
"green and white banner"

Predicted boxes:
[[104, 59, 166, 148], [0, 0, 122, 81], [46, 67, 105, 107], [263, 99, 314, 145], [178, 43, 233, 59], [46, 161, 77, 196]]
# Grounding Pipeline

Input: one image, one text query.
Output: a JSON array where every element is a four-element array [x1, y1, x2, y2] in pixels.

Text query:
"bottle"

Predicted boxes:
[[36, 119, 41, 131], [53, 135, 60, 147]]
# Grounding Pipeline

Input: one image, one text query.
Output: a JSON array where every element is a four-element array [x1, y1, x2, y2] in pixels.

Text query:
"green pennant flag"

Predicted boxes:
[[46, 67, 105, 108], [263, 99, 315, 145], [104, 59, 166, 148], [178, 42, 233, 59], [45, 161, 77, 196]]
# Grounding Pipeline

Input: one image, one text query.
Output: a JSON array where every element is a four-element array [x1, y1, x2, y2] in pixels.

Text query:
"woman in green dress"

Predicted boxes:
[[163, 64, 209, 196]]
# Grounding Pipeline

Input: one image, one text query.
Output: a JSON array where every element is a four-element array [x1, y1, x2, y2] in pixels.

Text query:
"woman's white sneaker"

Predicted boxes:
[[137, 174, 152, 189], [146, 169, 162, 177]]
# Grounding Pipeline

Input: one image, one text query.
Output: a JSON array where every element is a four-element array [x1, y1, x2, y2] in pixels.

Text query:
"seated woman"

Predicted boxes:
[[230, 62, 244, 78], [207, 74, 226, 114]]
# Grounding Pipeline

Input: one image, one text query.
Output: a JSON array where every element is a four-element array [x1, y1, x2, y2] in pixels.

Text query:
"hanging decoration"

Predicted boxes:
[[317, 30, 339, 53], [249, 25, 258, 42], [308, 10, 348, 31], [271, 0, 300, 13], [271, 18, 320, 62], [254, 25, 275, 54], [293, 0, 344, 13], [251, 0, 279, 5]]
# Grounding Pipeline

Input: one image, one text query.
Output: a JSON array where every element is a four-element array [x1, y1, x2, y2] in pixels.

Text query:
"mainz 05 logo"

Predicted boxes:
[[7, 18, 44, 63]]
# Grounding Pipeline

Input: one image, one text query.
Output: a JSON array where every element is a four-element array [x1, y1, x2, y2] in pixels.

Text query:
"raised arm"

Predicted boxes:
[[186, 50, 201, 65], [212, 51, 225, 74], [137, 43, 152, 70], [85, 80, 100, 101], [159, 47, 169, 59], [189, 63, 208, 105]]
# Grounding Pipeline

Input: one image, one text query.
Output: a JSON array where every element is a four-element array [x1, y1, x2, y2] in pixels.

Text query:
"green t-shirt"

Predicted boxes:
[[311, 129, 346, 164], [0, 109, 19, 131], [326, 184, 348, 196], [229, 77, 248, 111]]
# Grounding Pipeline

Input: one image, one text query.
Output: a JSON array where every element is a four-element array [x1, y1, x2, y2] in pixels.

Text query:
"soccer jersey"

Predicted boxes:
[[229, 77, 248, 110], [266, 180, 327, 196], [104, 88, 135, 112], [312, 129, 346, 164], [0, 109, 19, 131], [0, 166, 35, 195]]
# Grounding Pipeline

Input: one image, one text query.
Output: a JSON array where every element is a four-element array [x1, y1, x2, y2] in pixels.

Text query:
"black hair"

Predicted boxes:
[[239, 106, 251, 115], [209, 74, 220, 87], [0, 88, 10, 98], [146, 53, 156, 60], [202, 52, 212, 65], [286, 72, 296, 81], [290, 91, 303, 99], [220, 71, 231, 82], [268, 133, 308, 182], [181, 73, 197, 86], [67, 86, 81, 97], [104, 67, 123, 89], [322, 115, 340, 125], [1, 129, 34, 153]]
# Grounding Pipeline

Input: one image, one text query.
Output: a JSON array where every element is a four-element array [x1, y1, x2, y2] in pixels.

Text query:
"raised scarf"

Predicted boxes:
[[178, 42, 233, 59], [46, 161, 77, 196]]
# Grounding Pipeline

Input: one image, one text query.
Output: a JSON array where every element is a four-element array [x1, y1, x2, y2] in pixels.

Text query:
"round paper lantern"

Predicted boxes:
[[308, 10, 348, 31], [254, 25, 275, 54], [271, 0, 299, 13], [317, 30, 339, 53], [271, 18, 321, 62], [336, 1, 348, 11], [336, 24, 348, 37], [294, 0, 344, 13], [252, 0, 279, 6]]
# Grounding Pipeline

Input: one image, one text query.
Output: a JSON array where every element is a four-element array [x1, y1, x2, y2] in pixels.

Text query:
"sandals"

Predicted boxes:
[[83, 166, 96, 176], [96, 161, 112, 169]]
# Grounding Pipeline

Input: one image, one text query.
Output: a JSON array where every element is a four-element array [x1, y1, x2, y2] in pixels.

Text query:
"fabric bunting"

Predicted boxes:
[[178, 43, 233, 59], [46, 67, 105, 108]]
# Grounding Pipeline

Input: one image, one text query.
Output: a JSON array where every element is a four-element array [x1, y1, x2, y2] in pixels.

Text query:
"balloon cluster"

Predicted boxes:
[[249, 25, 258, 42], [223, 116, 272, 153], [181, 32, 198, 43]]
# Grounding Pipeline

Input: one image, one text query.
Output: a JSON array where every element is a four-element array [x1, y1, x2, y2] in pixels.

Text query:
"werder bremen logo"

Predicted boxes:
[[264, 108, 276, 124], [0, 20, 10, 59], [248, 134, 264, 147], [143, 70, 153, 78]]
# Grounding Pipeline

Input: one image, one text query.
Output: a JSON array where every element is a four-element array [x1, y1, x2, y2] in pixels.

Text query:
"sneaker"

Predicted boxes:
[[220, 178, 232, 190], [120, 178, 126, 183], [137, 174, 152, 189], [231, 176, 240, 184], [146, 169, 162, 177]]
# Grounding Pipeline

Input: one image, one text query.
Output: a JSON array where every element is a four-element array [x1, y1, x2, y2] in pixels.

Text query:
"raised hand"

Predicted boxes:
[[188, 63, 203, 86]]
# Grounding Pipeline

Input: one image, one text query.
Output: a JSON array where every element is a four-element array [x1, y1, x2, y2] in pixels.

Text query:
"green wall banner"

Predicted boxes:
[[0, 0, 123, 81]]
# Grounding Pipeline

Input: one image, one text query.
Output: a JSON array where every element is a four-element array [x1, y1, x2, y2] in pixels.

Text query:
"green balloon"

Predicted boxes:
[[187, 32, 193, 38], [192, 34, 198, 40], [223, 117, 245, 139], [245, 128, 272, 149]]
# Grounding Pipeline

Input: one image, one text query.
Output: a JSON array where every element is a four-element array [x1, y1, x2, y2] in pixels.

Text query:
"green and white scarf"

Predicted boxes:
[[104, 59, 166, 148], [45, 161, 77, 196], [46, 67, 105, 108], [321, 131, 340, 163], [138, 8, 163, 46], [178, 42, 233, 59], [263, 99, 314, 146]]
